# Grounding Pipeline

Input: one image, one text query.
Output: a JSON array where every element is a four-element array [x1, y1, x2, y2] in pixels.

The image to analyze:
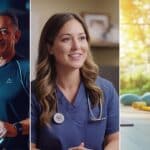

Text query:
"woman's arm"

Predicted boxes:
[[104, 132, 119, 150]]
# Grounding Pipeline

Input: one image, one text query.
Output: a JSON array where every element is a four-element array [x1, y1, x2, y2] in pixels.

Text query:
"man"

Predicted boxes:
[[0, 11, 29, 149]]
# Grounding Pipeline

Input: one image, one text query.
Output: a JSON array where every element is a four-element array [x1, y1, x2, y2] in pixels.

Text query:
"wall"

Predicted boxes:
[[31, 0, 119, 84]]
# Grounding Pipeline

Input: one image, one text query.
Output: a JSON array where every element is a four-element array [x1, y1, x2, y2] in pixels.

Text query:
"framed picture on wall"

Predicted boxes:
[[81, 13, 118, 47]]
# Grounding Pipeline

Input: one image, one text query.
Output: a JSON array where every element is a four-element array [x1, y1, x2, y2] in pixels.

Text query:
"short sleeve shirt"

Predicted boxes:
[[0, 56, 29, 149]]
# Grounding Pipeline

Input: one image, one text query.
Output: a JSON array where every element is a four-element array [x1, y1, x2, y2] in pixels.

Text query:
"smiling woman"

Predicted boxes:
[[31, 12, 119, 150], [51, 19, 88, 70]]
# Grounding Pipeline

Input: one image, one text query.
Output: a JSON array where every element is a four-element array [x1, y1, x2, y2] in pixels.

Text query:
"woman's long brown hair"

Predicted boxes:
[[34, 13, 103, 126]]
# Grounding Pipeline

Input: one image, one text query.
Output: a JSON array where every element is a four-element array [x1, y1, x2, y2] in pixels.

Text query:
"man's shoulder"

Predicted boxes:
[[15, 56, 29, 69], [13, 56, 29, 78]]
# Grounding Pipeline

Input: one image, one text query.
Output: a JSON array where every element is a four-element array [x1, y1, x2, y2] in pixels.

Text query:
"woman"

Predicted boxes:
[[31, 13, 119, 150]]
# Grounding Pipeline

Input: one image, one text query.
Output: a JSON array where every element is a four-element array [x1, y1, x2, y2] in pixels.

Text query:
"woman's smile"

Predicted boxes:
[[68, 52, 82, 60]]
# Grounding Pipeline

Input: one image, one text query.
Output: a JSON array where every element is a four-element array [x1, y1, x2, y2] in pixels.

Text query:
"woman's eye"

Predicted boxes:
[[62, 37, 70, 42], [79, 36, 86, 41]]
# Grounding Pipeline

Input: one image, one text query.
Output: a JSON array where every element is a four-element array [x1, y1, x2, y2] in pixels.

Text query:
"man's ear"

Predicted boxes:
[[15, 30, 21, 43]]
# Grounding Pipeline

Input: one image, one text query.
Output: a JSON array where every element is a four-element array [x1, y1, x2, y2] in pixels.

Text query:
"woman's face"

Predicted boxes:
[[50, 19, 89, 70]]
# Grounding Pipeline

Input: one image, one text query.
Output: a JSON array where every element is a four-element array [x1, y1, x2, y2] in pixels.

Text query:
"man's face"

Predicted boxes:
[[0, 16, 20, 57]]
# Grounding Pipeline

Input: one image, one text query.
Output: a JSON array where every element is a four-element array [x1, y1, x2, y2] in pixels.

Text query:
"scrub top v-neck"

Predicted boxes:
[[31, 77, 119, 150]]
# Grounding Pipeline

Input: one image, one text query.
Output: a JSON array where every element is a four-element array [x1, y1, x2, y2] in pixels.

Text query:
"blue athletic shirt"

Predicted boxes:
[[31, 77, 119, 150], [0, 56, 29, 149]]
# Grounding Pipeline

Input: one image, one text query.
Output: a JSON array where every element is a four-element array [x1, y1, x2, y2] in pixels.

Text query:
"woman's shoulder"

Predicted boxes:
[[95, 76, 118, 96], [31, 80, 36, 92], [95, 76, 114, 90], [31, 81, 38, 101], [96, 76, 118, 104], [31, 80, 42, 111]]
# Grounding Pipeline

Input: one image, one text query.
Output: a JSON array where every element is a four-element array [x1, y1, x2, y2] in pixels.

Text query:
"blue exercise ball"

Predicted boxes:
[[141, 92, 150, 106], [120, 93, 140, 105]]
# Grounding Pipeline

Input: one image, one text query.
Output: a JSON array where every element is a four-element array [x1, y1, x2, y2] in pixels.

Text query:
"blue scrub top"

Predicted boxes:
[[31, 77, 119, 150]]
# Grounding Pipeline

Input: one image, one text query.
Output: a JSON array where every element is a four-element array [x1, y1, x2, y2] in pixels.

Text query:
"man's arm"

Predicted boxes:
[[0, 118, 29, 137]]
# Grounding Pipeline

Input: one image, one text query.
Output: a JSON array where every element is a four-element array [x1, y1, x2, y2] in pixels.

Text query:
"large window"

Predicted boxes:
[[120, 1, 150, 149], [120, 0, 150, 95]]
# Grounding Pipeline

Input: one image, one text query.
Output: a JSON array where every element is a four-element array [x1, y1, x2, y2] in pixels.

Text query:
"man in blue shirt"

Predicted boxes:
[[0, 11, 29, 149]]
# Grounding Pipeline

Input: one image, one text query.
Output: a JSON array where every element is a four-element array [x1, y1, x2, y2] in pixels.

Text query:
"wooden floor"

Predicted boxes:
[[120, 105, 150, 150]]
